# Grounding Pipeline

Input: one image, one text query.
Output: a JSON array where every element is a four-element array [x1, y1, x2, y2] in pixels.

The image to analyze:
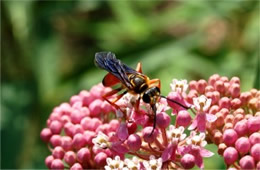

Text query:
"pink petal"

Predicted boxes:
[[191, 149, 204, 169], [162, 144, 176, 162], [111, 142, 129, 154], [197, 114, 206, 132], [195, 155, 204, 169], [131, 110, 148, 126], [206, 113, 217, 123], [188, 116, 198, 130], [116, 123, 129, 141], [178, 145, 191, 155], [200, 148, 214, 157]]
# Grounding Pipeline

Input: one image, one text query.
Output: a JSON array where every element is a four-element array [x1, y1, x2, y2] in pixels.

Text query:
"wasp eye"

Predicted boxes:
[[142, 93, 150, 103]]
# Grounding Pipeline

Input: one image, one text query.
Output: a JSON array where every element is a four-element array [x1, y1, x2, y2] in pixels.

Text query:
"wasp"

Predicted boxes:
[[95, 52, 189, 134]]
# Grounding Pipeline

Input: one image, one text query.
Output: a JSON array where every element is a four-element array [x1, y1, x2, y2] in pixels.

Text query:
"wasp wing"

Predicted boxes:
[[95, 52, 139, 89]]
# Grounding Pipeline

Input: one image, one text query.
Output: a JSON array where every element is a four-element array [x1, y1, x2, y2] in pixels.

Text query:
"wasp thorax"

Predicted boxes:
[[129, 75, 148, 93]]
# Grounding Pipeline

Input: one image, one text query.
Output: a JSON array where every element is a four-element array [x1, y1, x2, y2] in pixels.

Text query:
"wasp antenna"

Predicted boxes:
[[160, 95, 190, 110]]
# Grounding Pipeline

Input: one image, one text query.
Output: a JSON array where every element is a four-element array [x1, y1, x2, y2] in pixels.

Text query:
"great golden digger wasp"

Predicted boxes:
[[95, 52, 189, 134]]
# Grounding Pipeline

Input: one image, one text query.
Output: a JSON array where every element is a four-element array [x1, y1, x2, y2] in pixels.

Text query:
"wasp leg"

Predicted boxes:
[[135, 62, 143, 73], [103, 87, 123, 110], [149, 78, 161, 89], [134, 97, 141, 112], [149, 103, 157, 136]]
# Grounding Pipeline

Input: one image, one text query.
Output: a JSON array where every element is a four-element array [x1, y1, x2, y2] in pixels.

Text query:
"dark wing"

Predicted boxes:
[[95, 52, 139, 89]]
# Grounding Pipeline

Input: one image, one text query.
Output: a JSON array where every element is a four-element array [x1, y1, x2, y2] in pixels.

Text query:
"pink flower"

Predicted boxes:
[[179, 132, 214, 169], [189, 95, 217, 132]]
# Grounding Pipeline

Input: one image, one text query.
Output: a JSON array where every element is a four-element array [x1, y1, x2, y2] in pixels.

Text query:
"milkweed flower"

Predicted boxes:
[[189, 95, 217, 132], [179, 132, 214, 169], [105, 156, 124, 170], [41, 75, 259, 170], [143, 155, 163, 170]]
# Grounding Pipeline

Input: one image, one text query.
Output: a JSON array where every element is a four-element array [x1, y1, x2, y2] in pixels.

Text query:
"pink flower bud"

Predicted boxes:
[[49, 120, 63, 134], [70, 163, 83, 170], [215, 112, 224, 127], [186, 90, 198, 103], [49, 112, 61, 122], [167, 92, 187, 110], [74, 124, 84, 135], [208, 74, 220, 86], [235, 137, 251, 155], [64, 151, 76, 166], [79, 90, 94, 106], [230, 77, 240, 85], [247, 116, 260, 134], [223, 129, 238, 146], [224, 82, 230, 95], [80, 117, 91, 130], [223, 147, 238, 165], [45, 155, 54, 168], [88, 118, 102, 131], [50, 135, 62, 147], [214, 80, 225, 94], [229, 83, 240, 98], [94, 152, 108, 168], [59, 102, 71, 115], [70, 95, 81, 106], [240, 92, 252, 105], [89, 99, 103, 117], [70, 110, 83, 124], [249, 132, 260, 145], [189, 80, 197, 90], [156, 112, 170, 128], [109, 119, 120, 132], [127, 134, 142, 152], [51, 159, 64, 169], [197, 79, 207, 94], [61, 115, 71, 124], [142, 126, 158, 143], [63, 122, 74, 137], [212, 91, 220, 105], [234, 120, 248, 137], [77, 148, 90, 165], [72, 133, 86, 150], [101, 101, 113, 113], [231, 98, 242, 109], [40, 128, 52, 142], [209, 105, 219, 114], [205, 85, 214, 93], [220, 76, 229, 82], [83, 130, 96, 146], [250, 143, 260, 162], [52, 146, 65, 159], [61, 136, 73, 151], [127, 122, 137, 134], [176, 110, 191, 127], [233, 108, 245, 115], [257, 161, 260, 170], [219, 97, 231, 109], [239, 155, 255, 169], [181, 154, 195, 169], [220, 108, 229, 117], [90, 84, 103, 100]]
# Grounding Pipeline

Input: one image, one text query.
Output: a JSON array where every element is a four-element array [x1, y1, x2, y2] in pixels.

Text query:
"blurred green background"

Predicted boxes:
[[1, 0, 259, 169]]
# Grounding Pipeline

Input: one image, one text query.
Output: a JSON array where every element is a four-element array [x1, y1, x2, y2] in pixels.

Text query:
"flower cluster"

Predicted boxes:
[[40, 74, 260, 170], [185, 74, 260, 169]]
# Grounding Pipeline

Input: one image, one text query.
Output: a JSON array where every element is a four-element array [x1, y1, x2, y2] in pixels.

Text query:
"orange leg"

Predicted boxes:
[[135, 62, 143, 73], [148, 78, 161, 89], [103, 87, 123, 110]]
